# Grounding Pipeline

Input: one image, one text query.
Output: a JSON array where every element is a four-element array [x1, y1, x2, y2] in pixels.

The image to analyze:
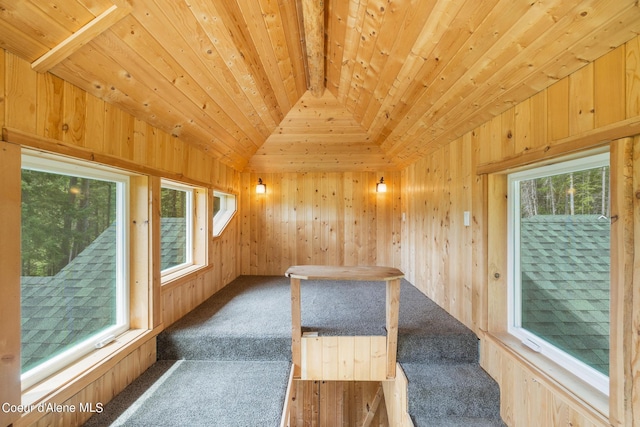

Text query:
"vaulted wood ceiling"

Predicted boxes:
[[1, 0, 640, 172]]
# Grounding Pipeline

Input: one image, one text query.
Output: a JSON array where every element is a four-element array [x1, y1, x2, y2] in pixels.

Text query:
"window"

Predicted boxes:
[[160, 181, 193, 274], [20, 153, 129, 389], [507, 152, 610, 394], [213, 191, 236, 236]]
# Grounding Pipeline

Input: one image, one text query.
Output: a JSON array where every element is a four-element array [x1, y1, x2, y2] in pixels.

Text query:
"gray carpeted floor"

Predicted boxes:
[[157, 275, 478, 363], [84, 275, 503, 426], [83, 360, 291, 427]]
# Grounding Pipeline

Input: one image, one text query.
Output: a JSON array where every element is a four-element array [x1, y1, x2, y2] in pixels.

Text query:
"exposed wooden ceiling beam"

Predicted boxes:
[[301, 0, 325, 97], [31, 1, 132, 73]]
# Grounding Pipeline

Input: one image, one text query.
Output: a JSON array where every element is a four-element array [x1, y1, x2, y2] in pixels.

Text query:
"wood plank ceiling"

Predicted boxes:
[[1, 0, 639, 172]]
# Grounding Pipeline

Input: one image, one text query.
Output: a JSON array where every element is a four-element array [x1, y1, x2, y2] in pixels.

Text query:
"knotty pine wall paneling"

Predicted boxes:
[[16, 338, 156, 427], [402, 39, 640, 426], [287, 380, 388, 427], [240, 171, 401, 276], [1, 50, 241, 426]]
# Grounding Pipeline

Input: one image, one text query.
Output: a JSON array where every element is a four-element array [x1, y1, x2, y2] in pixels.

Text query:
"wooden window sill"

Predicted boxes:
[[484, 332, 609, 424], [21, 328, 159, 413], [161, 263, 208, 287]]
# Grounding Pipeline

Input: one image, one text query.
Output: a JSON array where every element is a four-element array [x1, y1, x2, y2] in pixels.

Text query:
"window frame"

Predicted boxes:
[[160, 179, 195, 276], [507, 151, 610, 395], [20, 152, 130, 390], [212, 190, 237, 237]]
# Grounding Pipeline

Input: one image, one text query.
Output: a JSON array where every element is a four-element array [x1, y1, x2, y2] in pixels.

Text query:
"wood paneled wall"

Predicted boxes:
[[15, 338, 156, 427], [2, 51, 239, 189], [0, 50, 241, 426], [481, 334, 607, 427], [287, 380, 388, 427], [239, 171, 402, 275], [402, 38, 640, 426], [401, 134, 478, 328], [161, 216, 240, 327]]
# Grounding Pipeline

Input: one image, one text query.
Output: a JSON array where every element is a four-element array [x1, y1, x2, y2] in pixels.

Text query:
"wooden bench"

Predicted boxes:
[[285, 265, 404, 380]]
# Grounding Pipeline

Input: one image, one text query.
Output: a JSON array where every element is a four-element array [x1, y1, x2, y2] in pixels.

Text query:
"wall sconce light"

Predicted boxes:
[[256, 178, 266, 194], [376, 177, 387, 193]]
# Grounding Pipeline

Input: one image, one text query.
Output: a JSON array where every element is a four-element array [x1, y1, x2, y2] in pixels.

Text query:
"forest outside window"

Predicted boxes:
[[160, 180, 194, 275], [507, 152, 610, 395], [20, 153, 129, 390]]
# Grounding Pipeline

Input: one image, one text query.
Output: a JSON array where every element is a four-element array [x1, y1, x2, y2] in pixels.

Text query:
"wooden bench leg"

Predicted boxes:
[[386, 278, 400, 378], [290, 277, 302, 378]]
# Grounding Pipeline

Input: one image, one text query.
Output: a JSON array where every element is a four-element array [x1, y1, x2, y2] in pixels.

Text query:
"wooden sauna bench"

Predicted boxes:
[[285, 265, 404, 381]]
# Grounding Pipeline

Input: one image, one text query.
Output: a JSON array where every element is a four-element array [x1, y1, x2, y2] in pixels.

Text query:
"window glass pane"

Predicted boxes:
[[213, 195, 221, 218], [519, 165, 610, 376], [161, 187, 188, 271], [213, 191, 236, 237], [21, 169, 118, 373]]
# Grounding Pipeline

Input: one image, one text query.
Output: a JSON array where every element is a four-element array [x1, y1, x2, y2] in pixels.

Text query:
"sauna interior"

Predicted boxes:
[[1, 0, 640, 426]]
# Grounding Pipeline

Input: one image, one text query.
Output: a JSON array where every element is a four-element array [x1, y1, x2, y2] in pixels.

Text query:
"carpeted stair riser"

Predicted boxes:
[[157, 335, 291, 361], [397, 335, 478, 364], [154, 276, 503, 425], [157, 332, 479, 364]]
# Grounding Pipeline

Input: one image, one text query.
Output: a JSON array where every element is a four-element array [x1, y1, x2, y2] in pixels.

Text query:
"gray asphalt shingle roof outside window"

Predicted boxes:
[[520, 215, 609, 375], [22, 213, 608, 376], [21, 218, 185, 372]]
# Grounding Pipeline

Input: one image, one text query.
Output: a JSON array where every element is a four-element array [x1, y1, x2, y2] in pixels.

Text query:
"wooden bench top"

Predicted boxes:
[[285, 265, 404, 282]]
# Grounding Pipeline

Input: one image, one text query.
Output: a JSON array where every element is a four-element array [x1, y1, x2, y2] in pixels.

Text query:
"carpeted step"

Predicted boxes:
[[157, 276, 293, 362], [157, 276, 480, 364], [402, 362, 502, 422], [83, 360, 291, 427], [411, 415, 506, 426], [397, 282, 480, 364], [152, 276, 504, 426]]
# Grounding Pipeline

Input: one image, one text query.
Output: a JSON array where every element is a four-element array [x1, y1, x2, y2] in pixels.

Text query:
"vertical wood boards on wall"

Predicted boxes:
[[130, 175, 153, 330], [16, 338, 156, 427], [486, 174, 508, 334], [0, 141, 21, 427], [609, 138, 634, 427], [547, 78, 570, 141], [288, 380, 388, 427], [85, 93, 106, 154], [595, 46, 626, 128], [471, 131, 488, 332], [500, 107, 517, 159], [569, 63, 595, 135], [6, 53, 37, 133], [628, 37, 640, 118], [402, 32, 640, 427], [4, 52, 239, 188], [62, 81, 86, 147], [160, 265, 228, 328], [1, 51, 242, 425], [0, 50, 5, 131], [162, 216, 239, 328], [401, 137, 478, 325], [405, 34, 640, 327], [632, 135, 640, 427], [481, 336, 605, 427], [240, 171, 402, 276], [36, 71, 64, 140]]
